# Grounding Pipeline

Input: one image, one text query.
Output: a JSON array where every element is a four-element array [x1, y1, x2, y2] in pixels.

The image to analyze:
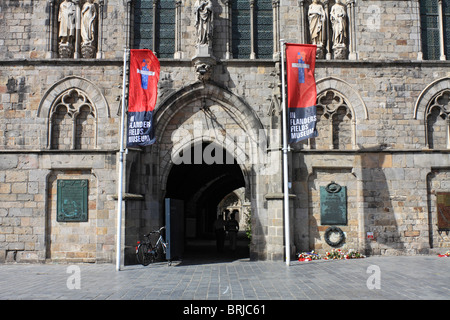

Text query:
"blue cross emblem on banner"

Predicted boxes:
[[291, 52, 310, 84], [137, 59, 155, 90]]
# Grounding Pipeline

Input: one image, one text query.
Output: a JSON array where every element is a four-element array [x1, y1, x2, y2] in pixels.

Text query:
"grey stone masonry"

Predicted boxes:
[[0, 0, 449, 263]]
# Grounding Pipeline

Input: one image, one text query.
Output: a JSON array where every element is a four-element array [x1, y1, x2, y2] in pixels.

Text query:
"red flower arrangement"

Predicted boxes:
[[297, 249, 365, 262], [438, 250, 450, 258]]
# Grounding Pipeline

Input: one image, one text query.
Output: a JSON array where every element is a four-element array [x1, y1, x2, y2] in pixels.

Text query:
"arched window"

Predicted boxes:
[[426, 90, 450, 149], [311, 90, 353, 150], [49, 89, 97, 150]]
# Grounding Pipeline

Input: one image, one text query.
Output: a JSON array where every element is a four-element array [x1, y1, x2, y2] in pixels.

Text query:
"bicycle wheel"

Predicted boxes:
[[137, 243, 154, 266]]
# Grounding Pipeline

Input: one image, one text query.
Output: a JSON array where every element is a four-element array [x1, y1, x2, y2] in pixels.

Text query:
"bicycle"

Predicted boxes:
[[136, 226, 171, 266]]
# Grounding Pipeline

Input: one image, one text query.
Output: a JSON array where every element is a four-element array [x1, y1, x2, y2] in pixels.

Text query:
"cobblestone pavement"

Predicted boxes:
[[0, 255, 449, 301]]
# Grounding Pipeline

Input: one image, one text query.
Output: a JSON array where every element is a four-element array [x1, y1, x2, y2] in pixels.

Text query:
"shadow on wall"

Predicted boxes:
[[360, 150, 404, 255]]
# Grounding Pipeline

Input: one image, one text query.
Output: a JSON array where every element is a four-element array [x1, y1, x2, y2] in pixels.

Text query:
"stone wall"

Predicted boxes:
[[0, 0, 449, 263], [0, 152, 117, 263]]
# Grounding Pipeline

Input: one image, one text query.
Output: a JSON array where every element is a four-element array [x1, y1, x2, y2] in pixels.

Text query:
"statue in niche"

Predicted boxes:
[[81, 0, 97, 58], [58, 0, 76, 57], [194, 0, 213, 47], [308, 0, 325, 58], [330, 0, 348, 59]]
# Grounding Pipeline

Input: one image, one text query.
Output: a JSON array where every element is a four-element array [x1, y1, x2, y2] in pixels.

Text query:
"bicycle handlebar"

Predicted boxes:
[[144, 226, 166, 237]]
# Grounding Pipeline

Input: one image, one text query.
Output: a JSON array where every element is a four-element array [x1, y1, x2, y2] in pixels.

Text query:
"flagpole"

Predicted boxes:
[[280, 39, 290, 266], [116, 47, 128, 271]]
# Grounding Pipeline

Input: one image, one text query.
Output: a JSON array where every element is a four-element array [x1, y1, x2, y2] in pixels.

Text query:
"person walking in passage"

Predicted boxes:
[[213, 214, 226, 252], [227, 210, 240, 252]]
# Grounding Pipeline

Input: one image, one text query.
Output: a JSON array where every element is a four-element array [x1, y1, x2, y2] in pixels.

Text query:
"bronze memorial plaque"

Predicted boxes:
[[57, 179, 88, 222], [437, 192, 450, 231], [320, 182, 347, 225]]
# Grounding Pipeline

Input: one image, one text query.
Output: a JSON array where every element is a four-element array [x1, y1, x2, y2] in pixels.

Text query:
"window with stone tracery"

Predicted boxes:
[[49, 89, 97, 150], [311, 90, 353, 150], [426, 89, 450, 149]]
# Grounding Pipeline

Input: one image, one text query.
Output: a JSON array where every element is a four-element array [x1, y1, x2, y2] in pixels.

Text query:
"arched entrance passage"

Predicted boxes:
[[165, 142, 249, 260], [154, 82, 264, 261]]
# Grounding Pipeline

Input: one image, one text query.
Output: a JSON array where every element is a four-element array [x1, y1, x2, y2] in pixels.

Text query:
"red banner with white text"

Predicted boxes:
[[127, 49, 160, 146], [286, 43, 318, 143]]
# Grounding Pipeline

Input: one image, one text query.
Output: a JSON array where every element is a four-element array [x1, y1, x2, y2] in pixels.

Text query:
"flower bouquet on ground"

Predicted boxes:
[[297, 249, 366, 262], [344, 249, 366, 259], [438, 250, 450, 257], [297, 251, 321, 262], [323, 249, 345, 260]]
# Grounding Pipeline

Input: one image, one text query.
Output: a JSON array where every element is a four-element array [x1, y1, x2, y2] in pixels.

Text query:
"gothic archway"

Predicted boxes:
[[149, 82, 267, 260]]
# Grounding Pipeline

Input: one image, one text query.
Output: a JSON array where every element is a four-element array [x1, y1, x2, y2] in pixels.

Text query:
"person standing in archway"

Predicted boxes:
[[227, 210, 240, 252], [213, 214, 226, 253]]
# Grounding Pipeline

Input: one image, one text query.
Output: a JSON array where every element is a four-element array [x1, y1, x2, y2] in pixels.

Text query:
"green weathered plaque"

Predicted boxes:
[[57, 179, 88, 222], [320, 182, 347, 225]]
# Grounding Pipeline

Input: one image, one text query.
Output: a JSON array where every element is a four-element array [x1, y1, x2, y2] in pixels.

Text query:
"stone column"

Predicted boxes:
[[298, 0, 306, 44], [225, 0, 232, 59], [152, 0, 157, 53], [250, 0, 256, 59], [265, 193, 296, 261], [47, 0, 56, 58], [414, 0, 423, 60], [438, 0, 446, 60], [96, 0, 104, 59], [174, 0, 183, 59], [324, 0, 331, 60], [346, 0, 357, 60], [74, 0, 81, 59], [272, 0, 280, 59]]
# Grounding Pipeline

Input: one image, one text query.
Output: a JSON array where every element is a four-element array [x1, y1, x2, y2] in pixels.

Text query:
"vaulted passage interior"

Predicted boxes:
[[165, 142, 249, 261]]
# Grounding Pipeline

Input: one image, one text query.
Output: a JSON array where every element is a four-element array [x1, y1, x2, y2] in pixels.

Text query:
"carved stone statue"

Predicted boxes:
[[81, 0, 97, 58], [330, 0, 348, 59], [58, 0, 76, 57], [194, 0, 213, 47], [308, 0, 325, 58]]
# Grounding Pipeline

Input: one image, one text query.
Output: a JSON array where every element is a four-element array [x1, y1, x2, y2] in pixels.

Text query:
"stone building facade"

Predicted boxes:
[[0, 0, 449, 264]]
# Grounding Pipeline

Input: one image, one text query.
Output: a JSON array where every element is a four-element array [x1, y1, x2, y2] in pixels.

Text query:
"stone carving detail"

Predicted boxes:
[[330, 0, 347, 59], [192, 0, 216, 83], [195, 62, 213, 82], [57, 0, 98, 58], [81, 0, 97, 58], [308, 0, 326, 58], [194, 0, 213, 47], [58, 0, 77, 58], [306, 0, 349, 59]]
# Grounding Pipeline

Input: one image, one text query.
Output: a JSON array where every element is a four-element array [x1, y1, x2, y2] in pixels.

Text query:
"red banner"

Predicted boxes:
[[129, 49, 160, 113], [127, 49, 160, 147], [285, 43, 318, 143], [286, 43, 317, 109]]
